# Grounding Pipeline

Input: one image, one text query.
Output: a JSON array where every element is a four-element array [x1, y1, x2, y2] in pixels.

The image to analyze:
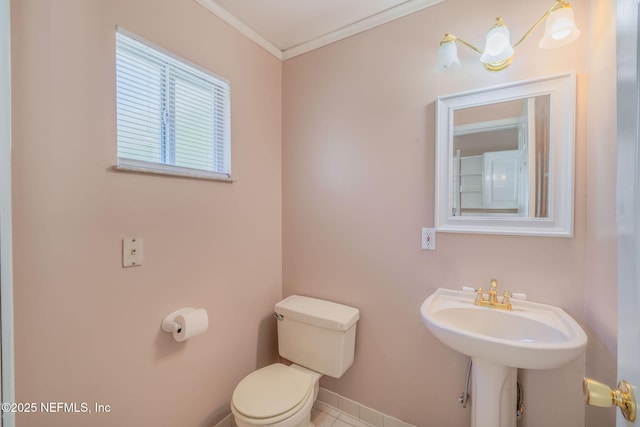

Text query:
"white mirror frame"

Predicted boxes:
[[435, 73, 576, 237]]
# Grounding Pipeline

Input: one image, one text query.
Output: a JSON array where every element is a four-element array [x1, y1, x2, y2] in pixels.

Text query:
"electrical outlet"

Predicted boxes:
[[421, 228, 436, 250]]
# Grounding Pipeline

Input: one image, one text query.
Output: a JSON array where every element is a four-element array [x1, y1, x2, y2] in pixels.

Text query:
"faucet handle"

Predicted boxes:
[[501, 291, 513, 310]]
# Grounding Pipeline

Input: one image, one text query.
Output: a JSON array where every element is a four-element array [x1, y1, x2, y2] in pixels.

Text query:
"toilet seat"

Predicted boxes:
[[232, 363, 313, 424]]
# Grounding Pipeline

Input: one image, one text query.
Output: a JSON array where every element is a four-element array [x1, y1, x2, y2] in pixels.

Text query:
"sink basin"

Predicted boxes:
[[420, 288, 587, 369]]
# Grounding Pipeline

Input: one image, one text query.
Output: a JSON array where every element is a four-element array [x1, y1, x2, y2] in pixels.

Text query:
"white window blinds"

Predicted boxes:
[[115, 28, 231, 180]]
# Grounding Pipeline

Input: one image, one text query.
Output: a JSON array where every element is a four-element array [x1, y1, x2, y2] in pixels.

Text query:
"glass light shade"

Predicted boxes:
[[539, 6, 581, 49], [479, 25, 515, 64], [434, 41, 460, 72]]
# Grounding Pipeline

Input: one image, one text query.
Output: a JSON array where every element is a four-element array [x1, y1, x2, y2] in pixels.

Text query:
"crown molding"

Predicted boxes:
[[195, 0, 284, 60], [196, 0, 445, 61], [282, 0, 445, 59]]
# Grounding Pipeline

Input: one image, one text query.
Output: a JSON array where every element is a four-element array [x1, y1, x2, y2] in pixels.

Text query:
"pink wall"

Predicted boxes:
[[11, 0, 282, 426], [283, 0, 615, 426]]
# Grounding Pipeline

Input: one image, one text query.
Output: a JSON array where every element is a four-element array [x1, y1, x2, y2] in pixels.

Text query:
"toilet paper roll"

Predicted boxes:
[[173, 308, 209, 342]]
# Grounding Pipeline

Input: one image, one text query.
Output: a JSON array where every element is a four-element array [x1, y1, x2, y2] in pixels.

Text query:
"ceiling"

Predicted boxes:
[[195, 0, 444, 60]]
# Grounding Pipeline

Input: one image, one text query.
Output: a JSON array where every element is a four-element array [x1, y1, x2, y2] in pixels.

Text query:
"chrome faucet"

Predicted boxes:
[[474, 279, 512, 311]]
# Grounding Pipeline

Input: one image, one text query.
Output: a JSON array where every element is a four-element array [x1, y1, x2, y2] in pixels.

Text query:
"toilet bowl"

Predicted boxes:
[[231, 364, 321, 427], [230, 295, 359, 427]]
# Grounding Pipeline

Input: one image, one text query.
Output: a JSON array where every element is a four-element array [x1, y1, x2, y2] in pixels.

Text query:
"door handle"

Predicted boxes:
[[583, 377, 636, 421]]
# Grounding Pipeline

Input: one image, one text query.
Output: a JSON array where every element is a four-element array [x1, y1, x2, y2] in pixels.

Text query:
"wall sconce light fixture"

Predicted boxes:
[[435, 0, 580, 72]]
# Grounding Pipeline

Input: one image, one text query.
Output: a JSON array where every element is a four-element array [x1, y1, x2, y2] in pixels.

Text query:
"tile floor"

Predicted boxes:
[[311, 401, 372, 427]]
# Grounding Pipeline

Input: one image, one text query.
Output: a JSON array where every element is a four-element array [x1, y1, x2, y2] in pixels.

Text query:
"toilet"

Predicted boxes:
[[231, 295, 360, 427]]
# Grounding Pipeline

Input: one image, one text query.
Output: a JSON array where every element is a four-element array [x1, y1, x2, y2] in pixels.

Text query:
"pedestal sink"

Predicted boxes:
[[420, 288, 587, 427]]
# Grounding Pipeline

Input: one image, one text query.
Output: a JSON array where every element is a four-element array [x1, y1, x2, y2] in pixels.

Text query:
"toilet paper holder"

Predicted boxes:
[[161, 307, 196, 334]]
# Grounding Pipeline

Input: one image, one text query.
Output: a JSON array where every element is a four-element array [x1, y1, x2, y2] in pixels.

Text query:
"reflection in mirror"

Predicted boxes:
[[452, 95, 550, 218], [435, 73, 575, 236]]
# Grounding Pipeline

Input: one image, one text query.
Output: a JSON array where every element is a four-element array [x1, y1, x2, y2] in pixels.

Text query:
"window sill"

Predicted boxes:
[[112, 160, 234, 183]]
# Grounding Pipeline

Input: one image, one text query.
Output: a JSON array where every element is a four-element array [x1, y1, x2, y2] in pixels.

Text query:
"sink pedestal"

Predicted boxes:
[[471, 358, 517, 427]]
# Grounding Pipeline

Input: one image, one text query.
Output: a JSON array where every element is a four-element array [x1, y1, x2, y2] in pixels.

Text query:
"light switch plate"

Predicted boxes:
[[123, 237, 144, 267]]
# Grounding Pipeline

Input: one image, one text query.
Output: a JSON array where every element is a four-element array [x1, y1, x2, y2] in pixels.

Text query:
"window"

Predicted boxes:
[[115, 28, 231, 180]]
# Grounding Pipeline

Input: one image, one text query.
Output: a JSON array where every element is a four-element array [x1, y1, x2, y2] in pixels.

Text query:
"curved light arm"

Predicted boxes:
[[512, 0, 567, 47], [440, 33, 483, 54]]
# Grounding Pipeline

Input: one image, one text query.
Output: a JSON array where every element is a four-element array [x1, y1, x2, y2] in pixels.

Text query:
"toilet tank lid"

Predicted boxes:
[[275, 295, 359, 331]]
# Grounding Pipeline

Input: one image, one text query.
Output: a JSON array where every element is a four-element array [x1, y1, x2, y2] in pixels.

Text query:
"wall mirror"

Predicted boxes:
[[435, 73, 576, 236]]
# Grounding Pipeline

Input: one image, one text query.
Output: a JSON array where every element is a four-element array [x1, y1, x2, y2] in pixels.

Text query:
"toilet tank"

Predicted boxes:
[[275, 295, 359, 378]]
